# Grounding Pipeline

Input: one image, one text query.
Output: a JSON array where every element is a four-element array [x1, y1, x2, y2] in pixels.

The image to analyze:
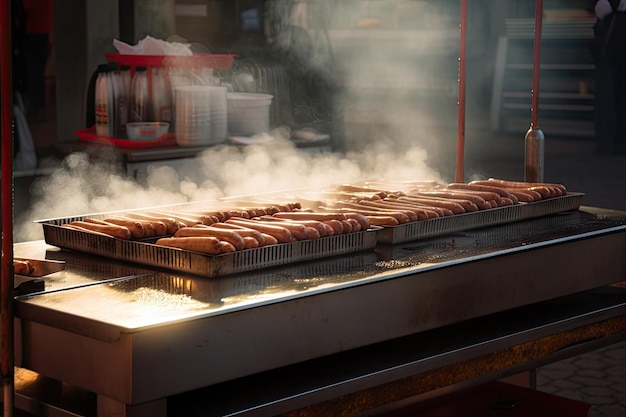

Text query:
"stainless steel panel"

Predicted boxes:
[[14, 207, 626, 405]]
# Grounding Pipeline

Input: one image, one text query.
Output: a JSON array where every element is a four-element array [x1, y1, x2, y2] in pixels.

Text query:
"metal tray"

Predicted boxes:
[[39, 210, 379, 278], [376, 192, 584, 245]]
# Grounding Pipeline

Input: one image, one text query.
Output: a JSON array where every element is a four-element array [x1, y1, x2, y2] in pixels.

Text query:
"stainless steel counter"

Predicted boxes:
[[11, 206, 626, 416]]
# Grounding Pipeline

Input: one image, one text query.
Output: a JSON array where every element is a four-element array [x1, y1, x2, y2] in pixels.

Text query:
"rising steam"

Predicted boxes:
[[16, 2, 467, 242]]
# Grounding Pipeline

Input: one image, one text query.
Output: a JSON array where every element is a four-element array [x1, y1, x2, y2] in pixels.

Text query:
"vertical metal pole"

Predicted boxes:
[[455, 0, 468, 183], [525, 0, 545, 182], [0, 0, 15, 414]]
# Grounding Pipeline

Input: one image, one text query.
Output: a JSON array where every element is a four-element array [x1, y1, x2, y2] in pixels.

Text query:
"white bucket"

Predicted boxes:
[[227, 93, 273, 136]]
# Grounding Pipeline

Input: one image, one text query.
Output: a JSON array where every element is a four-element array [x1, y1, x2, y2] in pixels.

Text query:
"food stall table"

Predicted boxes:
[[9, 206, 626, 417]]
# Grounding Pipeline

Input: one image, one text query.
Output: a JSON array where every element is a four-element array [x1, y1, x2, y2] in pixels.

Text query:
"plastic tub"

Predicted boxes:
[[126, 122, 170, 140], [227, 93, 273, 136]]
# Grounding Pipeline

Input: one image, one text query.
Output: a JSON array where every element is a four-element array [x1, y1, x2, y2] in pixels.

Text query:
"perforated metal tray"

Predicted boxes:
[[40, 224, 379, 278], [39, 210, 379, 278], [376, 192, 584, 244]]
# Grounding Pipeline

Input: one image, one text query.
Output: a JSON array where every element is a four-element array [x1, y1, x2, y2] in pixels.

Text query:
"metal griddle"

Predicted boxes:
[[11, 206, 626, 416]]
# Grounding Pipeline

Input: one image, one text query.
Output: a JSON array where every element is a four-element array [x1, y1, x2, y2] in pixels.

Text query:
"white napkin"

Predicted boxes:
[[113, 36, 193, 55]]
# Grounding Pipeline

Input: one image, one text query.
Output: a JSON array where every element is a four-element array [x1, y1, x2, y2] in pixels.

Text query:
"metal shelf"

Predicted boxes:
[[490, 26, 596, 136]]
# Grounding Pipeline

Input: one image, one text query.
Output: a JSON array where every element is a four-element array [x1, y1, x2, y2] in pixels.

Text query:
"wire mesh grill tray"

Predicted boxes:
[[39, 211, 379, 278], [376, 192, 584, 244]]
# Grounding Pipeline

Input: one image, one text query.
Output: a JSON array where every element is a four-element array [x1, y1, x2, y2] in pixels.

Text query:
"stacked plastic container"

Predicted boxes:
[[79, 53, 236, 147]]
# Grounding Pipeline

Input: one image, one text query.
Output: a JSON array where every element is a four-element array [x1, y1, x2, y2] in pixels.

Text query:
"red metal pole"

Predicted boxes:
[[0, 0, 15, 414], [525, 0, 545, 183], [531, 0, 543, 128], [455, 0, 468, 183]]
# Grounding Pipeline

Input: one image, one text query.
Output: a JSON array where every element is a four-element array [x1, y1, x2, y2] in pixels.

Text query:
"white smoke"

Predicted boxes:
[[15, 2, 463, 242]]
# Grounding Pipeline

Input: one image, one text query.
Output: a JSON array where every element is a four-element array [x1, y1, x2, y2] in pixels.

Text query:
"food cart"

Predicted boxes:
[[4, 1, 625, 417]]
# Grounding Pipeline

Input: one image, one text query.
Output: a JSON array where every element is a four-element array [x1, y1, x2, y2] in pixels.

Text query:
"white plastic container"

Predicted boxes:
[[227, 93, 273, 136]]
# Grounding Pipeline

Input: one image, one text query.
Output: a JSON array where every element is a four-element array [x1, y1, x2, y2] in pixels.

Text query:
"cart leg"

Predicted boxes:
[[98, 395, 166, 417]]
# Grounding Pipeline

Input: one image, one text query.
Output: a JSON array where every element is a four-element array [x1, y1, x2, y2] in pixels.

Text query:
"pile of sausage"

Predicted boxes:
[[57, 178, 567, 255], [60, 203, 371, 255], [311, 177, 568, 226]]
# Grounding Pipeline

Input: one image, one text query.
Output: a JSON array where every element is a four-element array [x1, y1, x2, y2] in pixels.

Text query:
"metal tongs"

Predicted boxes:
[[13, 258, 66, 296]]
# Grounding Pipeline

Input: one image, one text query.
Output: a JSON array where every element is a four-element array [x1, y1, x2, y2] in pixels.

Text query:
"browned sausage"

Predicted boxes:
[[261, 233, 279, 245], [306, 227, 321, 239], [446, 182, 514, 199], [174, 226, 246, 251], [125, 212, 181, 235], [484, 178, 567, 195], [250, 220, 309, 240], [225, 219, 296, 243], [406, 193, 480, 212], [322, 203, 412, 223], [61, 223, 113, 237], [218, 241, 237, 254], [257, 216, 331, 237], [155, 236, 222, 255], [208, 223, 267, 246], [340, 219, 353, 233], [271, 211, 349, 222], [69, 220, 132, 240], [506, 190, 536, 203], [242, 236, 260, 249], [103, 217, 146, 239], [397, 196, 466, 215], [356, 200, 430, 220], [386, 198, 450, 217], [366, 216, 400, 226], [344, 213, 371, 230], [345, 218, 362, 232], [323, 219, 345, 235], [414, 191, 490, 210], [145, 210, 204, 227], [14, 259, 34, 276]]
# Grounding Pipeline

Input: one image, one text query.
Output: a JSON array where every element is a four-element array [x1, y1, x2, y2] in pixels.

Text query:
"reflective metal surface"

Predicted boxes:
[[12, 207, 626, 407]]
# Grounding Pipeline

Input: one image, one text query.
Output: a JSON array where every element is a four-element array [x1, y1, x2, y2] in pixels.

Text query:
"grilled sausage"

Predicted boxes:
[[155, 236, 222, 255], [145, 210, 204, 227], [14, 259, 34, 276], [125, 212, 181, 235], [365, 216, 400, 226], [397, 196, 466, 215], [68, 220, 132, 240], [271, 212, 348, 222], [208, 223, 267, 246], [344, 213, 371, 230], [483, 178, 567, 195], [225, 219, 296, 243], [61, 223, 113, 237], [103, 217, 146, 239], [249, 220, 309, 240], [174, 225, 246, 251], [257, 216, 331, 237], [414, 191, 490, 210]]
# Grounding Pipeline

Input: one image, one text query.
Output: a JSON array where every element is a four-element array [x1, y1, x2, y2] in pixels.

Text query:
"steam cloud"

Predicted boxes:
[[15, 134, 442, 242], [16, 2, 470, 242]]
